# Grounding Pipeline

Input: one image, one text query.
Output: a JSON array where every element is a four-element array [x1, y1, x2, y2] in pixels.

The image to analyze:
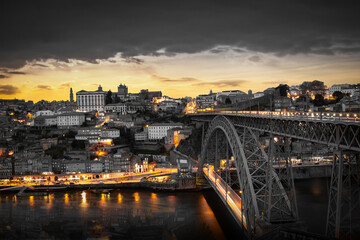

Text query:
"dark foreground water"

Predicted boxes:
[[0, 178, 355, 239]]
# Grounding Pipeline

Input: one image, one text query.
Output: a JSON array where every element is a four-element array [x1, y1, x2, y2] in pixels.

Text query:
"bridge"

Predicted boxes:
[[189, 111, 360, 239]]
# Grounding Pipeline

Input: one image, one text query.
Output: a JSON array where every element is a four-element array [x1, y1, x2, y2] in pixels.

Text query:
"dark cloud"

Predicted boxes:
[[7, 71, 26, 75], [0, 85, 20, 95], [123, 57, 144, 64], [0, 75, 8, 79], [37, 85, 52, 90], [0, 0, 359, 68], [32, 63, 48, 68]]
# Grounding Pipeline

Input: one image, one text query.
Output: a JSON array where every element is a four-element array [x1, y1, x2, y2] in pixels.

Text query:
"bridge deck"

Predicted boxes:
[[203, 166, 248, 230], [194, 110, 360, 125]]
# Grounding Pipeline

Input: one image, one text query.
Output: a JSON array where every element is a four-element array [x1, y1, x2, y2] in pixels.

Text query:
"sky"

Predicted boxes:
[[0, 0, 360, 102]]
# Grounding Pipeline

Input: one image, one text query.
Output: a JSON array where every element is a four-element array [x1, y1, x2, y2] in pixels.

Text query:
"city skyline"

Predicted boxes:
[[1, 1, 359, 102]]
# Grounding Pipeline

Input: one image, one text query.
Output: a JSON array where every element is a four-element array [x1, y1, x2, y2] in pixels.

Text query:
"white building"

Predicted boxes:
[[34, 110, 54, 118], [76, 85, 106, 112], [104, 103, 126, 113], [148, 123, 183, 140], [253, 92, 265, 99], [57, 113, 85, 128]]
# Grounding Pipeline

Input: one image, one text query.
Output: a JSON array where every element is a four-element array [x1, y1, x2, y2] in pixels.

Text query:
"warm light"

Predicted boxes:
[[64, 193, 69, 204], [81, 191, 86, 204], [8, 151, 14, 156], [117, 193, 122, 203], [29, 196, 34, 206], [133, 192, 140, 202], [151, 193, 157, 200]]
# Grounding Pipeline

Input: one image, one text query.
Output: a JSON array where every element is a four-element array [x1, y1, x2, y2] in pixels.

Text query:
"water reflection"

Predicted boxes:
[[64, 193, 69, 205], [0, 190, 229, 240], [117, 193, 122, 203], [29, 195, 34, 207], [133, 192, 140, 202]]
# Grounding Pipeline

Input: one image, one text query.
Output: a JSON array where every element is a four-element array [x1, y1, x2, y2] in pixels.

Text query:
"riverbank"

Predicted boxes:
[[0, 177, 201, 193]]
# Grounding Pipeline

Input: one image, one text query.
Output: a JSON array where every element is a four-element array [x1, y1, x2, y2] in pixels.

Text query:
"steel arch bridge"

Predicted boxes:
[[198, 115, 297, 238], [192, 112, 360, 239]]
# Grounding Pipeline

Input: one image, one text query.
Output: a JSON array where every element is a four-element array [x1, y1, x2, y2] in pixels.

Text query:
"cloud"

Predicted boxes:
[[0, 1, 359, 68], [7, 71, 26, 75], [123, 57, 144, 64], [153, 75, 200, 83], [58, 82, 71, 88], [0, 75, 8, 79], [248, 56, 261, 62], [193, 80, 248, 88], [0, 85, 20, 95], [262, 81, 287, 85], [37, 85, 52, 90], [31, 63, 48, 68]]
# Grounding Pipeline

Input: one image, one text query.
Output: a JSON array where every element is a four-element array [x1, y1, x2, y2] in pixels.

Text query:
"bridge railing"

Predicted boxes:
[[196, 110, 360, 123], [203, 165, 248, 229]]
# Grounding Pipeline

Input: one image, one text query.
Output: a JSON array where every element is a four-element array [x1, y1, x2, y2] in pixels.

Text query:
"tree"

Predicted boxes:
[[332, 91, 344, 102], [313, 94, 325, 106], [71, 140, 86, 150], [276, 84, 289, 97], [300, 80, 326, 95], [105, 90, 113, 104]]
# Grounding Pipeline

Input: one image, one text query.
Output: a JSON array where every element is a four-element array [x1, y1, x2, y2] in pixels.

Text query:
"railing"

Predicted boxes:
[[196, 110, 360, 123], [203, 166, 247, 229]]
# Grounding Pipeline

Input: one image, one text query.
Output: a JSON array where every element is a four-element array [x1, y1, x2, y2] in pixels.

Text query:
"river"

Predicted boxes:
[[0, 178, 351, 239]]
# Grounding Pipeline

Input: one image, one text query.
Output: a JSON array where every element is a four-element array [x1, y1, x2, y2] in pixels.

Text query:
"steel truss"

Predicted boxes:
[[198, 116, 297, 237], [193, 113, 360, 239], [326, 151, 360, 239], [193, 114, 360, 151]]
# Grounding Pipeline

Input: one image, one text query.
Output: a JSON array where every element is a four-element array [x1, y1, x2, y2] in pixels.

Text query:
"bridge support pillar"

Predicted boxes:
[[326, 151, 360, 239], [267, 134, 298, 222]]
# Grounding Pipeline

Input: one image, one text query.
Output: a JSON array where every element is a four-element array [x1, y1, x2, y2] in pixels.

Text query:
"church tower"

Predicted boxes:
[[70, 88, 74, 102]]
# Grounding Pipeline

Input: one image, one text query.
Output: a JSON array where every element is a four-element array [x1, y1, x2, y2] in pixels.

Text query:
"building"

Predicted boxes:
[[75, 127, 120, 144], [166, 127, 192, 147], [34, 115, 57, 127], [34, 110, 55, 118], [148, 123, 183, 140], [117, 84, 128, 100], [135, 128, 148, 142], [196, 93, 216, 109], [76, 85, 106, 112], [104, 103, 126, 113], [216, 90, 252, 105], [57, 112, 85, 128], [274, 97, 292, 110]]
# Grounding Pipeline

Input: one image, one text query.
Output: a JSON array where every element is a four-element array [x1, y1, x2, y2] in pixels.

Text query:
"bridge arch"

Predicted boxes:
[[198, 115, 296, 235]]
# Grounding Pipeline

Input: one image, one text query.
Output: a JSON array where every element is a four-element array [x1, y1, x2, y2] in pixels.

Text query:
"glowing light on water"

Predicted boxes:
[[81, 191, 86, 204], [133, 192, 140, 202]]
